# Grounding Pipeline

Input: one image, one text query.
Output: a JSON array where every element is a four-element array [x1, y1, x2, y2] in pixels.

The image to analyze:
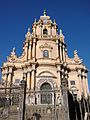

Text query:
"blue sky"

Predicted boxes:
[[0, 0, 90, 89]]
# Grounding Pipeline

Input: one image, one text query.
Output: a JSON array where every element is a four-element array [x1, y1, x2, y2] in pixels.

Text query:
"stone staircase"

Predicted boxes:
[[0, 105, 66, 120]]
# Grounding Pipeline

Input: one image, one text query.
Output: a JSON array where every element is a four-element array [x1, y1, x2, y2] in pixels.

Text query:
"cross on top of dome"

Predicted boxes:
[[43, 9, 46, 16]]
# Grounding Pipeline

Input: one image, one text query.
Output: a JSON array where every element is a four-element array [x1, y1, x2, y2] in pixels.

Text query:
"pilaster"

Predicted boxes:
[[77, 69, 82, 98], [32, 38, 36, 61], [82, 69, 89, 98], [62, 44, 65, 62], [56, 39, 60, 62], [59, 42, 63, 62], [40, 24, 42, 38], [27, 66, 32, 89], [57, 65, 61, 96], [25, 42, 28, 61], [31, 64, 36, 90], [28, 41, 32, 60], [84, 72, 89, 96], [7, 66, 13, 87], [33, 25, 36, 37]]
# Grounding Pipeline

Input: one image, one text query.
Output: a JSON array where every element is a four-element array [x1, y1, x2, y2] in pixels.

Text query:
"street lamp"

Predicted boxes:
[[70, 89, 78, 120], [18, 78, 27, 120]]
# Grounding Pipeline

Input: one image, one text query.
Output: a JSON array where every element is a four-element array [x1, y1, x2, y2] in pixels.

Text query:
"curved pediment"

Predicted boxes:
[[37, 71, 56, 78]]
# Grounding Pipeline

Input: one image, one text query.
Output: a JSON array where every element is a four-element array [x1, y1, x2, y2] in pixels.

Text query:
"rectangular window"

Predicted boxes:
[[70, 80, 75, 85]]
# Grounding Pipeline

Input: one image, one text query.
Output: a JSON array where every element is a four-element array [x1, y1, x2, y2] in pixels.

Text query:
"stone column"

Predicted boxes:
[[27, 72, 30, 90], [82, 71, 85, 95], [4, 68, 8, 93], [27, 66, 31, 90], [78, 69, 82, 98], [32, 38, 36, 61], [59, 42, 62, 62], [56, 39, 60, 62], [8, 73, 12, 85], [31, 70, 35, 90], [40, 24, 42, 37], [82, 71, 89, 97], [62, 44, 65, 62], [25, 42, 28, 61], [57, 65, 61, 96], [4, 68, 8, 85], [84, 72, 89, 96], [28, 41, 32, 60], [33, 26, 36, 37], [31, 64, 36, 104], [7, 67, 13, 87]]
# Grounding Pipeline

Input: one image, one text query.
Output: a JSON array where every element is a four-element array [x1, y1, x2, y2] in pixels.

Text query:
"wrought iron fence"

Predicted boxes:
[[0, 82, 90, 120]]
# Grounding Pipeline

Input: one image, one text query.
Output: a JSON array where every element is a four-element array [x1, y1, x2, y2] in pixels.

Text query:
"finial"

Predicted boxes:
[[54, 19, 56, 24], [59, 29, 65, 42], [34, 18, 37, 23], [11, 47, 16, 55], [43, 9, 46, 16], [28, 27, 30, 32], [25, 27, 31, 39], [60, 29, 62, 35], [74, 50, 78, 56]]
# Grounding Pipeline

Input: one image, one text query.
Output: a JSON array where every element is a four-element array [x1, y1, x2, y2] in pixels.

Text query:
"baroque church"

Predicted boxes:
[[0, 11, 89, 120]]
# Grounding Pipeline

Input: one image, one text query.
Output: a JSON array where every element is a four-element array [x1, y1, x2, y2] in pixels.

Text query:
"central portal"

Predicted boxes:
[[40, 83, 52, 104]]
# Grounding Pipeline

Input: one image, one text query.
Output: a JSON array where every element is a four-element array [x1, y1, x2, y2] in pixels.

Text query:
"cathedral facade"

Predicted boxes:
[[1, 11, 89, 108]]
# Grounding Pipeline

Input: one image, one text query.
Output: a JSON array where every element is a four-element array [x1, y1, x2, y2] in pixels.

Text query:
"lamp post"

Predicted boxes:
[[18, 78, 27, 120], [70, 89, 78, 120]]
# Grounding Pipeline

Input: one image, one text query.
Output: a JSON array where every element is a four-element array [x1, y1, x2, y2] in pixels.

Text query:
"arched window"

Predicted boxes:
[[43, 29, 48, 35], [43, 50, 49, 58], [40, 83, 52, 104]]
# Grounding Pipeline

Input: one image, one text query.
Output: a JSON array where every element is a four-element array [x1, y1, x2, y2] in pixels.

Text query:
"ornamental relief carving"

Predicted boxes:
[[37, 78, 57, 90], [7, 48, 26, 63], [7, 54, 17, 62], [39, 43, 53, 50], [7, 48, 18, 62]]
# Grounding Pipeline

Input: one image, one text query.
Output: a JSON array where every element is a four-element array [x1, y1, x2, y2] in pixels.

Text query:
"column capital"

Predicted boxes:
[[29, 41, 32, 45], [59, 42, 62, 46], [27, 66, 32, 72], [62, 44, 65, 48], [33, 38, 36, 43]]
